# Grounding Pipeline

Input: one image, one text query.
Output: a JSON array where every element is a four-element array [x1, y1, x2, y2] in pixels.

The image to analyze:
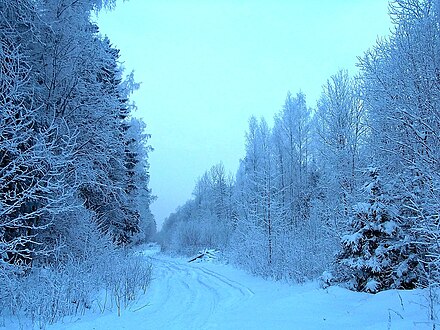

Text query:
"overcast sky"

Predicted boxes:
[[96, 0, 392, 229]]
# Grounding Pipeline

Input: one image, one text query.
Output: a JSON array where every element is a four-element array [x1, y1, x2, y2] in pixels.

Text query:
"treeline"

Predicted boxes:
[[160, 0, 440, 293], [1, 0, 155, 325]]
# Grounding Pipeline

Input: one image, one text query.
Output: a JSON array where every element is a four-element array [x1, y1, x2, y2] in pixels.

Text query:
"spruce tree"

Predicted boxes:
[[336, 168, 420, 292]]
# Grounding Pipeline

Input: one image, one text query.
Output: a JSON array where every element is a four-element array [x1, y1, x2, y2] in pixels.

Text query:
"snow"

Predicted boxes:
[[365, 279, 380, 293], [6, 245, 435, 330], [353, 202, 370, 214], [341, 232, 362, 250], [383, 220, 399, 235]]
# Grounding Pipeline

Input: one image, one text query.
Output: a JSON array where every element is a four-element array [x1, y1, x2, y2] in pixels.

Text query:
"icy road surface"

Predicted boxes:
[[50, 246, 432, 330]]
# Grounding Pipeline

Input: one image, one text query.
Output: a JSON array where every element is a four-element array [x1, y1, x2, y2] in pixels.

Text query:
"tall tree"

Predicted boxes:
[[316, 70, 366, 235], [0, 0, 75, 269], [273, 92, 312, 227]]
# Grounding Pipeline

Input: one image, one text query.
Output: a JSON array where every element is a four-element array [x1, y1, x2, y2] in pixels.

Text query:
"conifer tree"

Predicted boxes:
[[336, 168, 420, 292]]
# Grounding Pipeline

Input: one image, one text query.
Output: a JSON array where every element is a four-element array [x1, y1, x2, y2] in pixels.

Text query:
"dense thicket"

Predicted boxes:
[[1, 0, 155, 325], [160, 0, 440, 291]]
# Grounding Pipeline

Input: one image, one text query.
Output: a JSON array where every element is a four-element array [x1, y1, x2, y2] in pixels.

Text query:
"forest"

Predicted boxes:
[[1, 0, 155, 327], [1, 0, 440, 328]]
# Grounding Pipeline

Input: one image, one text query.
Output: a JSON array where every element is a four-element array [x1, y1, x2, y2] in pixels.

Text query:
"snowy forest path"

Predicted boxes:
[[50, 246, 431, 330], [142, 252, 255, 329]]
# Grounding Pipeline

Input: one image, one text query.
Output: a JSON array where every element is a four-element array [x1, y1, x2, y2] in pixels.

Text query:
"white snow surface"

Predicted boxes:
[[13, 245, 433, 329]]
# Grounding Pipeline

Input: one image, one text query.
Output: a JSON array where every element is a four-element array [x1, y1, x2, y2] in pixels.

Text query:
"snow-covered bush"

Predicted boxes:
[[272, 226, 333, 282], [101, 251, 152, 316], [160, 203, 231, 256], [0, 252, 152, 328], [227, 226, 270, 276], [319, 271, 334, 289], [0, 214, 152, 328], [227, 219, 334, 282]]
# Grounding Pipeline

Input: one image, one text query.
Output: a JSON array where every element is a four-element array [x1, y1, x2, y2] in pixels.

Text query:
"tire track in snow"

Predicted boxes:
[[197, 266, 255, 296], [142, 254, 254, 329]]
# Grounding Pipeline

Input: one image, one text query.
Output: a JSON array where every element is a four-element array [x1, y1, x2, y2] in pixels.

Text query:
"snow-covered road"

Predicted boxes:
[[49, 247, 433, 330]]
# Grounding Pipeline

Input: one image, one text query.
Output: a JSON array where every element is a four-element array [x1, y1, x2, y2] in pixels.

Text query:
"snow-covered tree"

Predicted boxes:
[[357, 0, 440, 287], [315, 70, 366, 236], [336, 168, 420, 292], [123, 117, 156, 243], [0, 0, 77, 270], [273, 92, 312, 227], [230, 117, 280, 270], [228, 107, 326, 280]]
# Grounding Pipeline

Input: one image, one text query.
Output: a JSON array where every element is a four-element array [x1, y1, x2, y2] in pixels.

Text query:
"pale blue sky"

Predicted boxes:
[[96, 0, 392, 228]]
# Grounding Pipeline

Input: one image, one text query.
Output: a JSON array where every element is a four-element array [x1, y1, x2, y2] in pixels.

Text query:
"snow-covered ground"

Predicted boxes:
[[10, 245, 433, 329]]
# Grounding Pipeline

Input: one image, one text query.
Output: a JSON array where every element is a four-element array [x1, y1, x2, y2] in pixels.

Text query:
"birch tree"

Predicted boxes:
[[316, 70, 366, 236]]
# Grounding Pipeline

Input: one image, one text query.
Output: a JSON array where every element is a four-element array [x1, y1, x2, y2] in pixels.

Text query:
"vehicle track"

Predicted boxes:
[[141, 255, 254, 329]]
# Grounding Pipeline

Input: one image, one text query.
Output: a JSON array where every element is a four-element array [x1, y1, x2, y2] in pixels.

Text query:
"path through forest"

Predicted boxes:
[[49, 246, 432, 329]]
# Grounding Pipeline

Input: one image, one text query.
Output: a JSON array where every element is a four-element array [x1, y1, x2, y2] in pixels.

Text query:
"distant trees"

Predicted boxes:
[[160, 163, 233, 255], [161, 95, 331, 281]]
